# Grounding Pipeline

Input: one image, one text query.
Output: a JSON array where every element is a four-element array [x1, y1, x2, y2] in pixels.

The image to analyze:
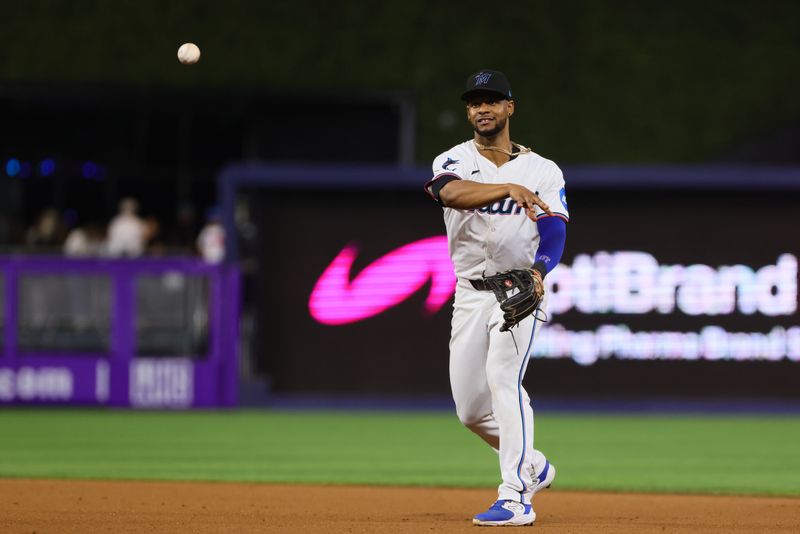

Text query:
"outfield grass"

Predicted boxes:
[[0, 409, 798, 496]]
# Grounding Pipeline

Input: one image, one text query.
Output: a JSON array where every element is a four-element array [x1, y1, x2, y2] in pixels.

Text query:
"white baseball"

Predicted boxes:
[[177, 42, 201, 65]]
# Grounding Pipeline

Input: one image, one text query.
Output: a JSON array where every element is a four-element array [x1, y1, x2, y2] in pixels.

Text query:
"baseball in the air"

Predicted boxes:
[[177, 42, 201, 65]]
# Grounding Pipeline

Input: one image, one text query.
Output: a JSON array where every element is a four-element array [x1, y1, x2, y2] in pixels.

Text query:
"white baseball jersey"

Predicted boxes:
[[426, 140, 569, 279]]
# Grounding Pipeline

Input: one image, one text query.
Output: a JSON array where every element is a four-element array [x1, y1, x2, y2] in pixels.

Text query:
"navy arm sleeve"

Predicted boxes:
[[532, 216, 567, 278]]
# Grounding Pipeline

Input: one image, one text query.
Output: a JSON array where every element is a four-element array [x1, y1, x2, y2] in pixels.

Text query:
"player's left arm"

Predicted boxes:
[[532, 217, 566, 279], [531, 163, 570, 280]]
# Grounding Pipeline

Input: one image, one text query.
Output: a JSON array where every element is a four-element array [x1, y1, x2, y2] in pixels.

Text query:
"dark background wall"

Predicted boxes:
[[1, 0, 799, 164]]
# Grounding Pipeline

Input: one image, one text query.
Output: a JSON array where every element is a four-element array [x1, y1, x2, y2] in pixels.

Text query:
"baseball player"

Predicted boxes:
[[425, 70, 568, 526]]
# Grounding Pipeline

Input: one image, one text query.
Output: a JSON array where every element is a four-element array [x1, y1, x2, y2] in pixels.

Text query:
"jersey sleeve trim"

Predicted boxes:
[[424, 173, 461, 201], [535, 212, 569, 222]]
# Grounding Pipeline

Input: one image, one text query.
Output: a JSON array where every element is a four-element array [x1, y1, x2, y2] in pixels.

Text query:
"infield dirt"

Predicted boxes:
[[1, 479, 798, 533]]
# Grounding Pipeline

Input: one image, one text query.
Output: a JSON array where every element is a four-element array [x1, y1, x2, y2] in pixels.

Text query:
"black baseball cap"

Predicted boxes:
[[461, 70, 513, 102]]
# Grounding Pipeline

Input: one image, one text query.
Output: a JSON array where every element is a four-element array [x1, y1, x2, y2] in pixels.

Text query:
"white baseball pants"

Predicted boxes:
[[449, 278, 547, 504]]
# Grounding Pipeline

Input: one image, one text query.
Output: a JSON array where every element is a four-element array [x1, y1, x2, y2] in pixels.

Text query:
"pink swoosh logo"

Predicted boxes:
[[309, 236, 455, 325]]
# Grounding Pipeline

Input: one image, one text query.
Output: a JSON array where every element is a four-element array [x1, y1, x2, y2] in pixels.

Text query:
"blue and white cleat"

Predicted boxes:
[[473, 500, 536, 527], [531, 460, 556, 495]]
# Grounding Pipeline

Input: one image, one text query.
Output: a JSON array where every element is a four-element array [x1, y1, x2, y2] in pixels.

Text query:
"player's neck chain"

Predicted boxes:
[[473, 141, 532, 157]]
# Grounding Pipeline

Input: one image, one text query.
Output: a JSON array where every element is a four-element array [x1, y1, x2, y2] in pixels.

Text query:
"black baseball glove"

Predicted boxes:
[[482, 269, 544, 332]]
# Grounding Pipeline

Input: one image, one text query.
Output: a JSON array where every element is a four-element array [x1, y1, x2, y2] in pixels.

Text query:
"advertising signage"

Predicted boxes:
[[251, 187, 799, 397]]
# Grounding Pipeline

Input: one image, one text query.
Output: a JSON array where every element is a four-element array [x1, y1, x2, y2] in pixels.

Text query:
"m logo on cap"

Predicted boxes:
[[474, 72, 492, 86]]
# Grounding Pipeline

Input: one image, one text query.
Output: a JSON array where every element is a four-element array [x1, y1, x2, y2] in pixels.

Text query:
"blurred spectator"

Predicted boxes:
[[107, 198, 147, 257], [197, 207, 225, 264], [63, 222, 106, 257], [26, 207, 66, 248], [144, 215, 166, 256]]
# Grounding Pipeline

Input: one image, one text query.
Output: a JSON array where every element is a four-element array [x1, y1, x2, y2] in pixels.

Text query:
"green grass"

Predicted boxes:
[[0, 409, 798, 496]]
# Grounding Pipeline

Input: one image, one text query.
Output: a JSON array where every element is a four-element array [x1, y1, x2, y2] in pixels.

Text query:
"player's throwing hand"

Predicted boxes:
[[508, 183, 553, 220]]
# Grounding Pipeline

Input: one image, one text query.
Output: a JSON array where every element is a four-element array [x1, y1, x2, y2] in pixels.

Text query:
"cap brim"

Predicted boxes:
[[461, 89, 511, 102]]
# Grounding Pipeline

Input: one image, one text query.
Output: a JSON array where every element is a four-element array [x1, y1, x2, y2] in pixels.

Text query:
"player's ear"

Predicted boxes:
[[507, 99, 515, 117]]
